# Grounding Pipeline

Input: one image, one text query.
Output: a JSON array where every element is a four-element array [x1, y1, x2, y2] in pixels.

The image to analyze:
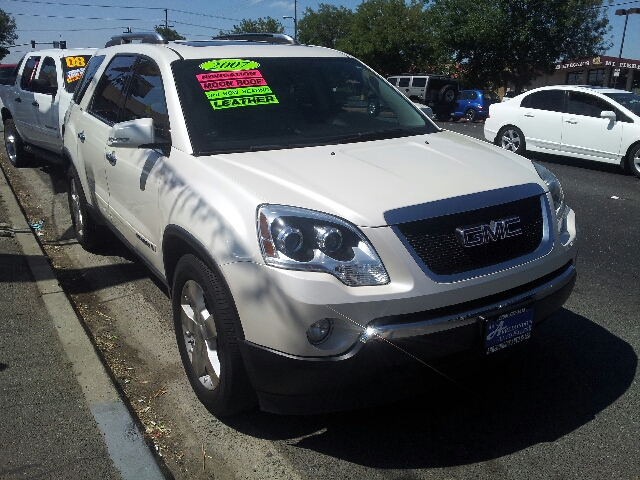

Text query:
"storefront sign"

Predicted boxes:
[[555, 55, 640, 70]]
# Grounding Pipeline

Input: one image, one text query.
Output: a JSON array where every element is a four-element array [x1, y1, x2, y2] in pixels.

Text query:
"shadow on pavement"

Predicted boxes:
[[223, 308, 636, 468]]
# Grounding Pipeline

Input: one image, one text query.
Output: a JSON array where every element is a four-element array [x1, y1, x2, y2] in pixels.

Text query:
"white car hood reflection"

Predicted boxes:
[[210, 131, 542, 227]]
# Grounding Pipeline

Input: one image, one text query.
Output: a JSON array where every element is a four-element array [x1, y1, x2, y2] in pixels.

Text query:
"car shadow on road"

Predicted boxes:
[[224, 308, 636, 468]]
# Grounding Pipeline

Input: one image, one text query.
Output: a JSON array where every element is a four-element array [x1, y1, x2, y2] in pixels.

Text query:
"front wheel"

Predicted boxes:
[[627, 144, 640, 179], [4, 119, 30, 167], [498, 126, 526, 155], [173, 254, 257, 416]]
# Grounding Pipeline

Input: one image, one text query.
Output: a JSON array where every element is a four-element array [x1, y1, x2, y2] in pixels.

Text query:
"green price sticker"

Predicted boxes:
[[200, 59, 261, 72]]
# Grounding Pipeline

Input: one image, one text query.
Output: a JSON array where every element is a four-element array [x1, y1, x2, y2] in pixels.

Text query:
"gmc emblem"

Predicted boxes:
[[456, 217, 522, 248]]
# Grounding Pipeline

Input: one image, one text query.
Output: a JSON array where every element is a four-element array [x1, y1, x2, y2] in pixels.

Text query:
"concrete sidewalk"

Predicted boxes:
[[0, 164, 165, 479]]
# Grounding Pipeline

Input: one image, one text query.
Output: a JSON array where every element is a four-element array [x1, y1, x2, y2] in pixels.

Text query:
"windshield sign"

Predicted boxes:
[[62, 55, 92, 93], [172, 56, 438, 155]]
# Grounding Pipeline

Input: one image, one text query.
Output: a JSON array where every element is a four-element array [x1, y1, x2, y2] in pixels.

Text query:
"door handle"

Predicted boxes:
[[32, 101, 39, 107], [106, 152, 117, 165], [15, 97, 21, 103], [524, 113, 534, 117], [77, 132, 85, 142], [565, 119, 578, 124]]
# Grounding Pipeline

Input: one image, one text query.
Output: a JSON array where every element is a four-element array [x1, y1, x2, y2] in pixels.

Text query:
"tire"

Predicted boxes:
[[67, 166, 102, 250], [497, 126, 526, 155], [4, 119, 30, 167], [464, 108, 477, 122], [367, 99, 380, 117], [438, 85, 457, 104], [173, 254, 257, 416], [627, 143, 640, 179]]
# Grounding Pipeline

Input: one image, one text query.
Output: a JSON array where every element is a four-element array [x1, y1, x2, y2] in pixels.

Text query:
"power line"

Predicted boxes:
[[5, 0, 243, 21], [9, 12, 160, 22]]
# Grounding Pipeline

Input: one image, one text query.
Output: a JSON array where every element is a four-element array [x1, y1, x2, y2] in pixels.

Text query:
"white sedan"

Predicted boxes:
[[484, 85, 640, 178]]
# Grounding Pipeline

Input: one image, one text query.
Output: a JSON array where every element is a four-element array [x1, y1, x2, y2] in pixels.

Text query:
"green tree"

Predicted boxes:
[[338, 0, 443, 77], [155, 26, 186, 41], [429, 0, 611, 93], [298, 4, 354, 48], [223, 17, 285, 35], [0, 9, 18, 60]]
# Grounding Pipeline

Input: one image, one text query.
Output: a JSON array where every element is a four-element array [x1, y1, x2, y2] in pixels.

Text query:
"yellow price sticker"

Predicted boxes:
[[65, 56, 86, 68]]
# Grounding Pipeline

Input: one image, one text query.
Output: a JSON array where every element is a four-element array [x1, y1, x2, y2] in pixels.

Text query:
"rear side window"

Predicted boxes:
[[567, 92, 615, 118], [520, 90, 565, 112], [73, 55, 105, 104], [398, 77, 410, 87], [90, 55, 136, 124], [411, 77, 426, 87], [387, 77, 398, 86], [20, 56, 40, 90]]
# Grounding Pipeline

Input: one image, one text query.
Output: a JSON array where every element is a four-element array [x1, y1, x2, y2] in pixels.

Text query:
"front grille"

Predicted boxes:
[[395, 195, 544, 276]]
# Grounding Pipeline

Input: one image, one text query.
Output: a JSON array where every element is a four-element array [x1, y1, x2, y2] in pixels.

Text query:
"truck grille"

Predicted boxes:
[[395, 195, 544, 276]]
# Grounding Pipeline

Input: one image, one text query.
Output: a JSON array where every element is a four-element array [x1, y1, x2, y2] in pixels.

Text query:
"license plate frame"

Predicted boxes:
[[484, 305, 534, 354]]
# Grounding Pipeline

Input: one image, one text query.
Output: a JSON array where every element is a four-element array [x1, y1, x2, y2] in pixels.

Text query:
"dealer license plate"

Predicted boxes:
[[484, 306, 534, 354]]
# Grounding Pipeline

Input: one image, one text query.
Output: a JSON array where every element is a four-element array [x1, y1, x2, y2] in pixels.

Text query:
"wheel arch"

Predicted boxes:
[[495, 123, 519, 144], [162, 225, 244, 340], [1, 107, 12, 124], [622, 140, 640, 166]]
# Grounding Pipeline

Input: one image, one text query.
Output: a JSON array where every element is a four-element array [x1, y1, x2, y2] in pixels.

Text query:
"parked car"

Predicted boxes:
[[64, 32, 577, 416], [452, 89, 500, 122], [485, 85, 640, 178], [0, 63, 17, 85], [1, 48, 96, 167], [387, 73, 459, 120]]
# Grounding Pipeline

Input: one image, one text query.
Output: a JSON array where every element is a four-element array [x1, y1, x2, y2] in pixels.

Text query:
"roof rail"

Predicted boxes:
[[211, 33, 298, 45], [105, 32, 168, 47]]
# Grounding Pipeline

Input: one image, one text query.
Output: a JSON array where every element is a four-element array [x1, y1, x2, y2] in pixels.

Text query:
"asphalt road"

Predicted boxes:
[[1, 120, 638, 480]]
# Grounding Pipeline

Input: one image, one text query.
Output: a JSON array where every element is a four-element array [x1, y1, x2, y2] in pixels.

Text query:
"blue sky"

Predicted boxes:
[[2, 0, 640, 65]]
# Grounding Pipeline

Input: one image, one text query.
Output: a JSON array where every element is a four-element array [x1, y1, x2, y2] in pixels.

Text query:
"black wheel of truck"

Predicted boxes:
[[438, 85, 457, 104], [4, 119, 30, 167], [173, 254, 257, 417], [67, 165, 102, 250]]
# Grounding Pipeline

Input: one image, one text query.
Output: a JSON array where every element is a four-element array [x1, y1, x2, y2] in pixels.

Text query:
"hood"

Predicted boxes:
[[209, 131, 543, 226]]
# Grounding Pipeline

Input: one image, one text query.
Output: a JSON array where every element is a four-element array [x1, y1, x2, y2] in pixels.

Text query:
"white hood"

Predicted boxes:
[[209, 131, 543, 226]]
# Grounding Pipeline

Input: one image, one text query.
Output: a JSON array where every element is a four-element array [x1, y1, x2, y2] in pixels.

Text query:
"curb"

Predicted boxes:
[[0, 163, 165, 480]]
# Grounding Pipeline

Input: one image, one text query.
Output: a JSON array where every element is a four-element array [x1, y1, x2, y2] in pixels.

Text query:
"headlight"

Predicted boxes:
[[533, 162, 568, 230], [257, 205, 389, 286]]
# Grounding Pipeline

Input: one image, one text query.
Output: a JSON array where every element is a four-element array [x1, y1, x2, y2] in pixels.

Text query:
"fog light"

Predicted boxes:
[[307, 318, 333, 345]]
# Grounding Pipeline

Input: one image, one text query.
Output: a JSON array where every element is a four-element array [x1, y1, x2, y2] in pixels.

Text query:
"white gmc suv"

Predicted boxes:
[[63, 32, 578, 416]]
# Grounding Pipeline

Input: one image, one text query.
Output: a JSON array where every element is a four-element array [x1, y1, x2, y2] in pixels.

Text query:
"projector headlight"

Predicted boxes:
[[257, 205, 389, 286]]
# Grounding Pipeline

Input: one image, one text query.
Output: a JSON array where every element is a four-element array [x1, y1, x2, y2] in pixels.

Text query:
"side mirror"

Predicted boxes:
[[107, 117, 171, 150], [108, 118, 155, 147], [600, 110, 617, 122]]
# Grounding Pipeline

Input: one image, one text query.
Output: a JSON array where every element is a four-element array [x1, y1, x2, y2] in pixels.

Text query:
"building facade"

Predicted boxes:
[[530, 55, 640, 92]]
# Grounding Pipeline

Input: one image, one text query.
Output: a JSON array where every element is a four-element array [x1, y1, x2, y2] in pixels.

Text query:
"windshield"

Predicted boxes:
[[172, 56, 438, 155], [604, 91, 640, 116]]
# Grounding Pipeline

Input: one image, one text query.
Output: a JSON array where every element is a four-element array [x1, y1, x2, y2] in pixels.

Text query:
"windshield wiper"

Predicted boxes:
[[332, 129, 415, 144]]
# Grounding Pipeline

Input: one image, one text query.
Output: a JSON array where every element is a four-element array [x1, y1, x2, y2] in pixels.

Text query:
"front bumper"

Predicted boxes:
[[238, 260, 576, 414]]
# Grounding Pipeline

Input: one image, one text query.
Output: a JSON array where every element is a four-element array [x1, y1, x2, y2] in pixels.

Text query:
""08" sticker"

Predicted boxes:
[[65, 56, 86, 68]]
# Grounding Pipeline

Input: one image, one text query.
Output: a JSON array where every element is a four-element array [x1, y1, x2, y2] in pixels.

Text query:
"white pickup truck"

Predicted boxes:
[[1, 47, 95, 167]]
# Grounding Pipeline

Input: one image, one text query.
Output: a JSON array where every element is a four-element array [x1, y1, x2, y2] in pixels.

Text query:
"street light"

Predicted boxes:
[[615, 8, 640, 58], [282, 0, 297, 41]]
